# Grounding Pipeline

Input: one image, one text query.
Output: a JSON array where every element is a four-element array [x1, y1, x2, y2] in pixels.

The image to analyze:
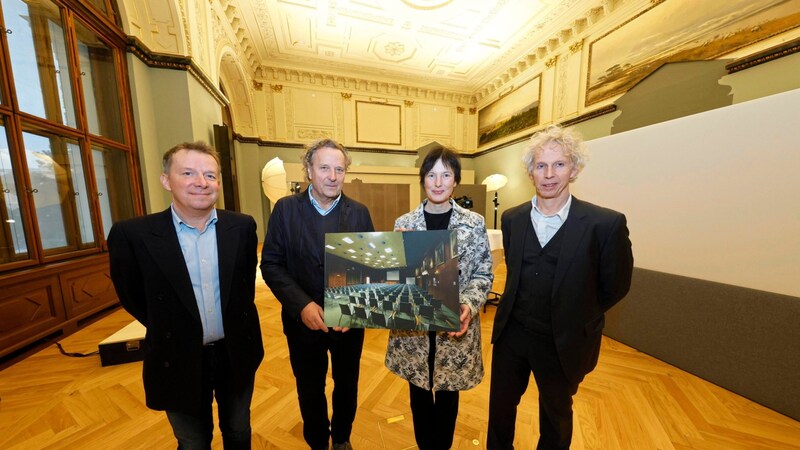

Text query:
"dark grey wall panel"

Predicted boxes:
[[604, 268, 800, 421]]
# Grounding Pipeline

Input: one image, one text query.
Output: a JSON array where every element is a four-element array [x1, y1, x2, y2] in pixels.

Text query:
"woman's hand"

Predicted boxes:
[[448, 304, 471, 338]]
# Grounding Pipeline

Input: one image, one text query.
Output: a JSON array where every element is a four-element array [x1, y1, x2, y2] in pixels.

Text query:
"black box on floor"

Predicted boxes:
[[98, 320, 146, 367]]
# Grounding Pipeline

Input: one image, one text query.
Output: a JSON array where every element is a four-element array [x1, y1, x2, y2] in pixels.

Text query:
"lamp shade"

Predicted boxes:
[[261, 157, 288, 204], [481, 173, 508, 192]]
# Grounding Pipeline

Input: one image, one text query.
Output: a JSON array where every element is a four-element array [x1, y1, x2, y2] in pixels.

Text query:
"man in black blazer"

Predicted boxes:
[[261, 139, 374, 450], [108, 141, 263, 449], [487, 126, 633, 449]]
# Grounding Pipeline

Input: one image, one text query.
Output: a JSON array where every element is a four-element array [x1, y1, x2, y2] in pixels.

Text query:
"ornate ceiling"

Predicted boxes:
[[229, 0, 613, 96]]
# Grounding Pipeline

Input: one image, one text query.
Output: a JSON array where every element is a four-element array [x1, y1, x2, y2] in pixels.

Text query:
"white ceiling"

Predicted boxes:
[[233, 0, 603, 93]]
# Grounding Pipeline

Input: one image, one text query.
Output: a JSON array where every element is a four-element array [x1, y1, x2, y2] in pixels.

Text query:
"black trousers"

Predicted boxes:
[[165, 340, 255, 450], [487, 319, 580, 450], [409, 383, 459, 450], [285, 322, 364, 450], [408, 332, 460, 450]]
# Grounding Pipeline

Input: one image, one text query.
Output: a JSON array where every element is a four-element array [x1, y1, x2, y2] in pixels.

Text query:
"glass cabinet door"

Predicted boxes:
[[2, 0, 77, 128], [21, 128, 96, 254], [75, 19, 124, 142], [0, 118, 30, 262], [91, 144, 135, 239]]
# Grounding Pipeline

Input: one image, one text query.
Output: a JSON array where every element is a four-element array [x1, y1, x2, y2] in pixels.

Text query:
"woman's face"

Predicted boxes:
[[424, 158, 457, 206]]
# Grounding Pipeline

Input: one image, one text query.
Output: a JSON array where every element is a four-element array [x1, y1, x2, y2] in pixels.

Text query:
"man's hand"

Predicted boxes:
[[448, 304, 471, 338], [300, 302, 328, 332]]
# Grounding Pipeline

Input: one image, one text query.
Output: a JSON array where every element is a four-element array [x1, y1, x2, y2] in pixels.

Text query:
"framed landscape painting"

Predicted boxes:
[[586, 0, 800, 105], [478, 75, 541, 147]]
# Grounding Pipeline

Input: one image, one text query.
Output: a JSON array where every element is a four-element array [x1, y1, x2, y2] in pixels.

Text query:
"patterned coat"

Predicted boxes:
[[385, 200, 494, 391]]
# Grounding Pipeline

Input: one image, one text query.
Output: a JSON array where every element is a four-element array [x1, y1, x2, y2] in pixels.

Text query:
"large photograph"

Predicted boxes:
[[478, 75, 541, 147], [586, 0, 800, 105], [323, 231, 460, 331]]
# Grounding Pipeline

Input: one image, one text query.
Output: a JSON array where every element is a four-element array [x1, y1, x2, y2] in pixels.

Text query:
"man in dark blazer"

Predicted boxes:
[[261, 139, 374, 450], [487, 126, 633, 450], [108, 141, 263, 449]]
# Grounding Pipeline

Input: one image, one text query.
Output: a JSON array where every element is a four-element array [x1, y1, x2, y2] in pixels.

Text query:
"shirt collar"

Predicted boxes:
[[170, 204, 218, 231], [532, 194, 572, 221], [308, 184, 342, 213]]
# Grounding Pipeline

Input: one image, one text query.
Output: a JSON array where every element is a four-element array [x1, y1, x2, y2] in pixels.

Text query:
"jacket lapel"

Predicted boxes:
[[143, 210, 202, 323], [553, 197, 589, 297], [509, 203, 531, 274]]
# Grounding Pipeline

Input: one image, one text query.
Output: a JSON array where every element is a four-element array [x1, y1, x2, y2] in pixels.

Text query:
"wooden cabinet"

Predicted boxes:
[[0, 254, 118, 358]]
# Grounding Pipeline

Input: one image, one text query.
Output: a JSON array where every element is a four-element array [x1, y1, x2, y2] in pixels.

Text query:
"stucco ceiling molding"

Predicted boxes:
[[212, 0, 261, 75], [258, 67, 475, 105], [475, 0, 630, 103], [118, 0, 184, 55], [219, 52, 257, 136]]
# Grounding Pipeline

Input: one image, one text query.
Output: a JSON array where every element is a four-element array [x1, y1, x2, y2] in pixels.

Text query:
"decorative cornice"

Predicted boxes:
[[469, 107, 477, 115], [544, 57, 558, 68], [126, 36, 228, 106], [569, 40, 584, 53], [341, 92, 352, 100], [404, 100, 414, 107], [259, 66, 475, 105], [270, 84, 284, 92], [456, 106, 464, 114], [726, 36, 800, 74], [232, 133, 418, 155], [476, 0, 627, 103]]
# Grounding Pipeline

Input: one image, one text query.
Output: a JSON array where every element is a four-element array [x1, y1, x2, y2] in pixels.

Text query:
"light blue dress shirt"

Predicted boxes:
[[170, 206, 224, 344], [530, 195, 572, 247], [309, 184, 342, 216]]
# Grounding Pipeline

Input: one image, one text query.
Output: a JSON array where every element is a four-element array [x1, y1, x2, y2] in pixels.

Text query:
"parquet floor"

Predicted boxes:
[[1, 265, 799, 449]]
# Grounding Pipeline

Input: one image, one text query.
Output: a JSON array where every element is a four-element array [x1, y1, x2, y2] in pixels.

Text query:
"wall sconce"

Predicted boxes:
[[481, 173, 508, 229]]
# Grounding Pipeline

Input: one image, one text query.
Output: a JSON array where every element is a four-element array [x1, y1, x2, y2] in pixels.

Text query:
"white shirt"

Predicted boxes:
[[530, 195, 572, 247]]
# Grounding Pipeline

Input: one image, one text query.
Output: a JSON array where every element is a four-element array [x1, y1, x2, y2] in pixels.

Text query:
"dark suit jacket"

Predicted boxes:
[[491, 197, 633, 384], [108, 208, 264, 415], [260, 190, 374, 328]]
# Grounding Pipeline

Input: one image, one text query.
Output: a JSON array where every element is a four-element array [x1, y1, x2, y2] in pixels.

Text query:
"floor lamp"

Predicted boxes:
[[481, 174, 508, 229]]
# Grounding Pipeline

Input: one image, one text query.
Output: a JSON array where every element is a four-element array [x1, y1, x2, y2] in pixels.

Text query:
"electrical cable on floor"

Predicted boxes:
[[55, 342, 99, 358]]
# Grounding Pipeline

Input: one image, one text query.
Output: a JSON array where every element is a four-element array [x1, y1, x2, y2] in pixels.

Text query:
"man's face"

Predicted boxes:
[[160, 149, 220, 217], [308, 146, 346, 202], [530, 142, 578, 202]]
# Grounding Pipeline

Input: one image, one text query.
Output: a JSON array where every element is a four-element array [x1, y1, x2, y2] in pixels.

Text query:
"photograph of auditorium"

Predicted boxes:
[[323, 231, 460, 331]]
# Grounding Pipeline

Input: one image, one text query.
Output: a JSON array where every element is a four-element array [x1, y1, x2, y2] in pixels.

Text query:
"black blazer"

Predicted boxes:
[[108, 208, 264, 415], [491, 197, 633, 384], [260, 190, 374, 327]]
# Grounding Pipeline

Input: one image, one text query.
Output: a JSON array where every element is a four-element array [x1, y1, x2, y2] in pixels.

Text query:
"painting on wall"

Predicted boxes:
[[478, 75, 541, 147], [586, 0, 800, 105], [356, 101, 402, 145]]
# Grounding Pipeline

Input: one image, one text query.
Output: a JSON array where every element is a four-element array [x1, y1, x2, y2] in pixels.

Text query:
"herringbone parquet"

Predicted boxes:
[[1, 265, 798, 449]]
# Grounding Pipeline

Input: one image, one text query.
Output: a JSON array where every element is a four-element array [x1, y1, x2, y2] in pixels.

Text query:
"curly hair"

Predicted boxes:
[[301, 139, 351, 181], [521, 125, 588, 182]]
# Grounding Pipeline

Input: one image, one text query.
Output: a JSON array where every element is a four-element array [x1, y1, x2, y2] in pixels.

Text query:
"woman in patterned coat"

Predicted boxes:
[[385, 145, 494, 450]]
